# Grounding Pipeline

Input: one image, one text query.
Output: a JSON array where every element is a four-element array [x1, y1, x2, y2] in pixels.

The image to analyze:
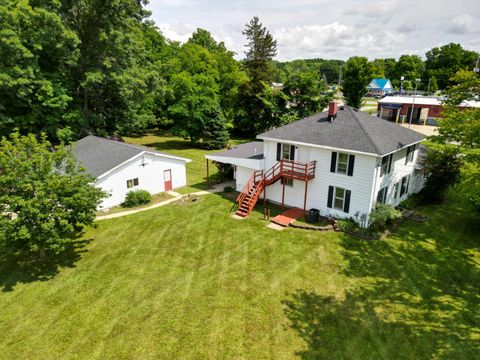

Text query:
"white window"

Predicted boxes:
[[405, 145, 415, 164], [336, 153, 349, 174], [400, 175, 409, 197], [377, 186, 388, 204], [394, 182, 400, 199], [334, 187, 346, 210], [380, 154, 393, 177], [282, 143, 292, 160], [127, 178, 139, 189]]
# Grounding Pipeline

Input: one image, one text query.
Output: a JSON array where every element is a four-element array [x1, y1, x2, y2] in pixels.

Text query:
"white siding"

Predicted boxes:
[[262, 140, 377, 223], [235, 166, 255, 192], [372, 146, 425, 208], [95, 153, 187, 209]]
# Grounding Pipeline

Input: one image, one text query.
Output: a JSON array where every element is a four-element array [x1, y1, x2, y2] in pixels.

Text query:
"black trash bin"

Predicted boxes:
[[307, 208, 319, 224]]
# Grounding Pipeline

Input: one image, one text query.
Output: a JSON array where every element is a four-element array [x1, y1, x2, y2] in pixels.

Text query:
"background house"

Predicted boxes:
[[73, 136, 191, 209], [367, 78, 394, 97], [207, 103, 425, 226]]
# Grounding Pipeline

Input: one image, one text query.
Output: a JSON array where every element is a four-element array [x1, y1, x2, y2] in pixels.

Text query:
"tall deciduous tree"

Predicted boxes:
[[342, 57, 372, 108], [0, 1, 79, 139], [283, 70, 331, 118], [425, 43, 478, 89], [0, 132, 105, 257], [435, 70, 480, 210]]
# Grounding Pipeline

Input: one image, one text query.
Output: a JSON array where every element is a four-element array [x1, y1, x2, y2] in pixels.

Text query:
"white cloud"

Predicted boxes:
[[345, 0, 399, 17], [147, 0, 480, 60], [448, 14, 480, 34], [273, 23, 405, 60], [158, 23, 197, 43]]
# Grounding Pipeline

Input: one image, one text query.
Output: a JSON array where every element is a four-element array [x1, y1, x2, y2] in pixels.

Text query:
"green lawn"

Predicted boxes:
[[0, 191, 479, 359], [124, 130, 251, 193], [1, 132, 479, 359]]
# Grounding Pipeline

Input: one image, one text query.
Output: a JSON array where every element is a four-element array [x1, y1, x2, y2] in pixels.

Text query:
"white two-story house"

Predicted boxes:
[[206, 102, 425, 226]]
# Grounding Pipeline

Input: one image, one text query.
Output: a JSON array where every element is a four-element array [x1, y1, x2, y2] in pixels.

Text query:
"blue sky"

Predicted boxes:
[[146, 0, 480, 60]]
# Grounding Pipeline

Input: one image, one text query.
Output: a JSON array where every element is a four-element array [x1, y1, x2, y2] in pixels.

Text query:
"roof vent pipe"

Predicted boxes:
[[328, 101, 338, 122]]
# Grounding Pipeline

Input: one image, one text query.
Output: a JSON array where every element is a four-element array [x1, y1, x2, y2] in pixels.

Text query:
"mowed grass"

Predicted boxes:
[[124, 130, 251, 193], [0, 191, 479, 359]]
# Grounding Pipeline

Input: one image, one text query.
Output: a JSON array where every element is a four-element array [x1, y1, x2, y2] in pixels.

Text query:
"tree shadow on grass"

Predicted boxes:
[[283, 197, 480, 359], [0, 238, 92, 292]]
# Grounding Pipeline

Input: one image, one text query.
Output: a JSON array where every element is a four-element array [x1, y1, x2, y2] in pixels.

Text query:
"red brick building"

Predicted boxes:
[[377, 96, 479, 125]]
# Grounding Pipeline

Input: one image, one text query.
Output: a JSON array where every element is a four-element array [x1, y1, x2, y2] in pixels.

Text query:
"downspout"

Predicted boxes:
[[368, 158, 380, 227]]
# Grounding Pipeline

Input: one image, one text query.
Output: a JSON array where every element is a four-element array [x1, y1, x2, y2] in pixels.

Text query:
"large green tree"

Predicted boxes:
[[282, 70, 331, 118], [425, 43, 478, 90], [166, 42, 230, 149], [435, 70, 480, 210], [59, 0, 162, 136], [0, 0, 79, 139], [0, 132, 105, 257], [342, 57, 372, 108]]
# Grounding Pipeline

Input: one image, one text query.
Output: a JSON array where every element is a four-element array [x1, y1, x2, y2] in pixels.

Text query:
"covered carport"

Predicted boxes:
[[205, 142, 265, 191]]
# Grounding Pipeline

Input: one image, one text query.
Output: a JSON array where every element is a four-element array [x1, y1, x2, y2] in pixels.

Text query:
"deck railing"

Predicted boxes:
[[236, 160, 317, 211]]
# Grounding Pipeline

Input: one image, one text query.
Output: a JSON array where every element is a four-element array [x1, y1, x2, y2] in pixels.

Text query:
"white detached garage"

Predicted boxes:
[[73, 136, 191, 209]]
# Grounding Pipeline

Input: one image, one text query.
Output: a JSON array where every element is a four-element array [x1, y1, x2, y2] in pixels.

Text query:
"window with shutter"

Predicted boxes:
[[347, 155, 355, 176], [328, 186, 351, 212], [336, 153, 349, 174]]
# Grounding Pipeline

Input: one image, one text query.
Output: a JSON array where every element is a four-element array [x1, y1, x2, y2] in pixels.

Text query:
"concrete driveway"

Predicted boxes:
[[399, 123, 438, 137]]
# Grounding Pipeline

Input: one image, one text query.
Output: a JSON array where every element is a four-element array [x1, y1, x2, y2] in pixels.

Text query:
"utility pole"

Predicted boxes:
[[427, 78, 431, 94], [400, 76, 404, 94], [408, 79, 420, 129], [338, 65, 343, 86], [474, 55, 480, 73]]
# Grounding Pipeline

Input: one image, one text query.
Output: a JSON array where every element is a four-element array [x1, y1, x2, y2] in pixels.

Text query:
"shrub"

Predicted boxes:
[[123, 190, 152, 208], [338, 218, 358, 232], [369, 203, 401, 230], [398, 193, 422, 209], [223, 185, 235, 192], [422, 147, 462, 201]]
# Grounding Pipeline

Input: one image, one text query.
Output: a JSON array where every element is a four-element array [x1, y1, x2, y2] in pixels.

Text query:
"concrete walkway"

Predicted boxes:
[[96, 181, 235, 221]]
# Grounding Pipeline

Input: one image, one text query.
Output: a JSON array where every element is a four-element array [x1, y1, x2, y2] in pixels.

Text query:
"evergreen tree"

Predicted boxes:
[[342, 57, 372, 108], [202, 106, 230, 149], [236, 16, 277, 134]]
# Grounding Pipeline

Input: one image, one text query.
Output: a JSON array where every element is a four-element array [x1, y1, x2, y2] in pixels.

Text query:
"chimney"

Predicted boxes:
[[328, 101, 338, 122]]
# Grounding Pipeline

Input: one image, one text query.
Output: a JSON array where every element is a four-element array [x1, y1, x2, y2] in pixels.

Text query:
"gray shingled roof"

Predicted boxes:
[[208, 141, 264, 159], [73, 135, 189, 177], [257, 106, 425, 156]]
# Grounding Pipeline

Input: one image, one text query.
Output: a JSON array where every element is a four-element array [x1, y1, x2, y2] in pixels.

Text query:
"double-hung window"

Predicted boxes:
[[334, 187, 346, 210], [327, 185, 351, 213], [405, 145, 416, 164], [380, 154, 393, 177], [377, 186, 388, 204], [400, 175, 409, 197], [282, 144, 292, 160], [336, 153, 349, 174], [276, 143, 295, 161], [127, 178, 139, 189], [394, 182, 400, 199], [331, 151, 355, 176]]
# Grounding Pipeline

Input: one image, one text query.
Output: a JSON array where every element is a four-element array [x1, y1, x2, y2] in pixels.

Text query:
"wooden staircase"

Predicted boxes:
[[235, 160, 316, 217]]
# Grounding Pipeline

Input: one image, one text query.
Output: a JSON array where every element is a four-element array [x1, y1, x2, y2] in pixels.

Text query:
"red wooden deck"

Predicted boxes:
[[271, 208, 305, 227]]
